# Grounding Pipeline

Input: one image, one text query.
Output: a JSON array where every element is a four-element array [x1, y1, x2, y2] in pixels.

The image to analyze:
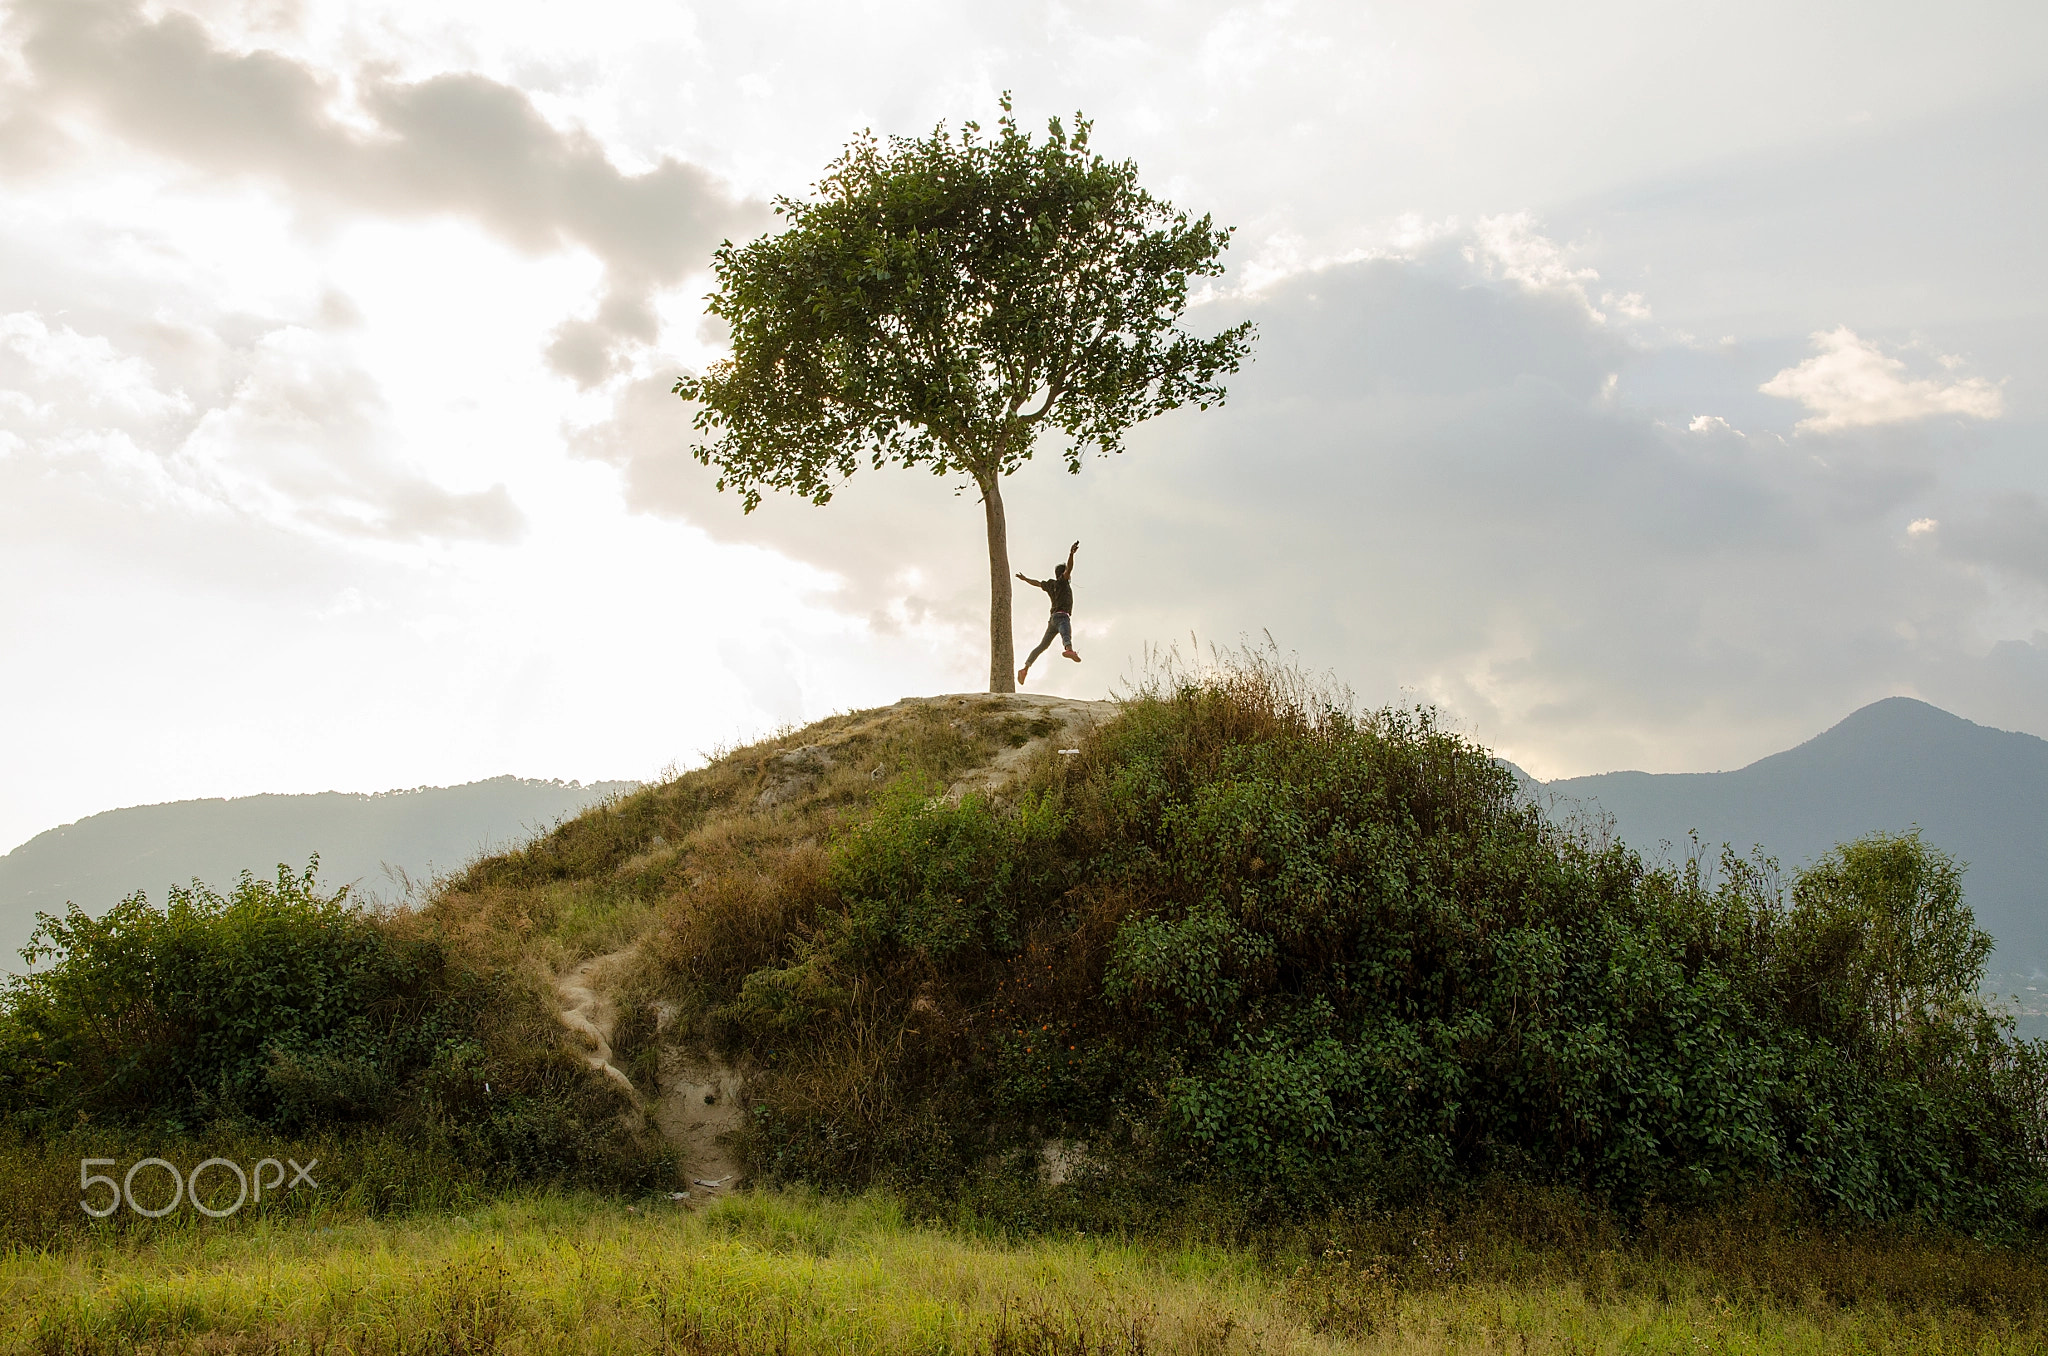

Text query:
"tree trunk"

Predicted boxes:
[[979, 470, 1017, 693]]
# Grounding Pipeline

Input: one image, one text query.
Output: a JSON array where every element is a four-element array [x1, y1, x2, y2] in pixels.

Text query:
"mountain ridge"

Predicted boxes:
[[0, 775, 640, 972], [1540, 697, 2048, 970]]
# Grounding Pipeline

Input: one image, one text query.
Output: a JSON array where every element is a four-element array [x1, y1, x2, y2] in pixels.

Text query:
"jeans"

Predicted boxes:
[[1025, 612, 1072, 666]]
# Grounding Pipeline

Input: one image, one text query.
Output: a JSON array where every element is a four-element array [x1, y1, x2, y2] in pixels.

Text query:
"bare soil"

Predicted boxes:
[[548, 692, 1117, 1193]]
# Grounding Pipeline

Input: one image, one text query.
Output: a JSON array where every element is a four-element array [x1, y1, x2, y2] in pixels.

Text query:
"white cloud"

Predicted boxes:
[[0, 310, 213, 512], [179, 325, 527, 544], [0, 311, 191, 427], [1759, 326, 2003, 431], [1464, 213, 1605, 318], [6, 0, 763, 383], [1908, 516, 1938, 535], [0, 308, 526, 545], [1601, 290, 1651, 320]]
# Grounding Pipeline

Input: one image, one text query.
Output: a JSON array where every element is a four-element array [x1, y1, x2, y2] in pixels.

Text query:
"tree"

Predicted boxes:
[[674, 97, 1255, 692], [1785, 831, 1994, 1065]]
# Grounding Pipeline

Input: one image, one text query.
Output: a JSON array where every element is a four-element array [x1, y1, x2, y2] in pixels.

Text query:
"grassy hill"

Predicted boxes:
[[6, 671, 2048, 1350]]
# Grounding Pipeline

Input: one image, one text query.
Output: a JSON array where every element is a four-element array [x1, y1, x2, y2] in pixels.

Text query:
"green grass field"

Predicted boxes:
[[8, 1187, 2047, 1355]]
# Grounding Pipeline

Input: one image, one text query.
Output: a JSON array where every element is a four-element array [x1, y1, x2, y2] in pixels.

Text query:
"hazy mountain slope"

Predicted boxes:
[[0, 777, 638, 971], [1544, 698, 2048, 970]]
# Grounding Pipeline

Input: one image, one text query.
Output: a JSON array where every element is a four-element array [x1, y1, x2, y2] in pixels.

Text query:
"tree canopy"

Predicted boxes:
[[675, 97, 1254, 690]]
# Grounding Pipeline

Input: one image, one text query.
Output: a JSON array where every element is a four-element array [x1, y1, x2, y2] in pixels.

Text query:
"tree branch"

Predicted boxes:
[[1016, 373, 1064, 423]]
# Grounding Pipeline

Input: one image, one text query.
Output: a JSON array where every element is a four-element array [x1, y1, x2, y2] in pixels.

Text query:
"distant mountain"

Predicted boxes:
[[1539, 698, 2048, 972], [0, 777, 639, 972]]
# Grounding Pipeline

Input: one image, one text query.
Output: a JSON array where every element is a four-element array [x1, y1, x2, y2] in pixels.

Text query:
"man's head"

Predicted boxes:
[[1054, 563, 1069, 579]]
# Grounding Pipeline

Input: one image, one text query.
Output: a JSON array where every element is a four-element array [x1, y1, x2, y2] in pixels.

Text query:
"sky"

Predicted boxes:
[[2, 0, 2045, 855]]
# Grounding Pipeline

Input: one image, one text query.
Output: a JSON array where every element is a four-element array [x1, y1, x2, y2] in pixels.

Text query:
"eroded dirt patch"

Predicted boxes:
[[554, 949, 638, 1098], [654, 1052, 746, 1192], [550, 693, 1119, 1190]]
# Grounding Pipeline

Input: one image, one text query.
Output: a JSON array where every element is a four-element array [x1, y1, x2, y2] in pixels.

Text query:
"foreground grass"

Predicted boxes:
[[6, 1189, 2046, 1355]]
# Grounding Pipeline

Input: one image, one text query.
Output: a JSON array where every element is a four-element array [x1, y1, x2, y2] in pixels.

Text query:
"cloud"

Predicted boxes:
[[335, 478, 525, 544], [0, 311, 192, 427], [1463, 213, 1608, 320], [0, 310, 204, 510], [569, 359, 992, 649], [1, 311, 524, 544], [1759, 326, 2003, 431], [179, 325, 528, 544], [1092, 266, 2023, 773], [1934, 492, 2048, 589], [5, 0, 765, 382]]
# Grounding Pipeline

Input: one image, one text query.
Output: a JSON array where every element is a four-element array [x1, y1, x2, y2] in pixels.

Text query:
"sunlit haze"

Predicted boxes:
[[4, 0, 2045, 854]]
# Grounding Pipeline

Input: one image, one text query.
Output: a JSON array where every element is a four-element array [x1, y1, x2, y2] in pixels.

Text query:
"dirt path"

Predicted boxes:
[[651, 1049, 746, 1193], [929, 693, 1117, 802], [552, 948, 745, 1198], [548, 693, 1119, 1199], [554, 950, 639, 1098]]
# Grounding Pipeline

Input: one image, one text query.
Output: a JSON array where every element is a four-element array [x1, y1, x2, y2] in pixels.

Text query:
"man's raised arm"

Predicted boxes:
[[1066, 541, 1080, 577]]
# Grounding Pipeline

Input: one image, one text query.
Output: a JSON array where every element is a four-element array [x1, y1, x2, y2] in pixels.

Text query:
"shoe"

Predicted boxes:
[[1063, 649, 1081, 662], [1016, 667, 1029, 684]]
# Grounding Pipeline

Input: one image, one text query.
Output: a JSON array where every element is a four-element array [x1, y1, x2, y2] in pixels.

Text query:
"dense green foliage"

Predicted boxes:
[[675, 96, 1253, 505], [718, 674, 2048, 1226], [0, 863, 659, 1193], [2, 863, 451, 1129], [830, 775, 1068, 966]]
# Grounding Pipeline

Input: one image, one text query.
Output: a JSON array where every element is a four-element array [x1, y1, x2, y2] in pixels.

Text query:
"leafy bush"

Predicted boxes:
[[830, 776, 1068, 967], [0, 861, 664, 1194], [1, 863, 454, 1130], [722, 664, 2048, 1227]]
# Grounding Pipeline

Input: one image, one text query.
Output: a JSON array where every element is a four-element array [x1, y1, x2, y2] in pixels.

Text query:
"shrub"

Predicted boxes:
[[0, 862, 451, 1130], [0, 861, 663, 1193], [830, 775, 1068, 968], [726, 663, 2048, 1227]]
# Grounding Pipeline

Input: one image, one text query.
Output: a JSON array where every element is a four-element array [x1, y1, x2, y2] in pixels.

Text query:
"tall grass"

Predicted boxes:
[[7, 1187, 2046, 1354], [0, 1125, 517, 1251]]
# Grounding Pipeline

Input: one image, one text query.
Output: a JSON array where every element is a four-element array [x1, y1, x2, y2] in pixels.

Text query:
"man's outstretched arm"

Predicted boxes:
[[1015, 571, 1044, 588], [1065, 541, 1079, 577]]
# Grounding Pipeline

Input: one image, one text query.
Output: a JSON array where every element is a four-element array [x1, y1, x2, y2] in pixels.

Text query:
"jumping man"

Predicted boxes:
[[1015, 540, 1081, 686]]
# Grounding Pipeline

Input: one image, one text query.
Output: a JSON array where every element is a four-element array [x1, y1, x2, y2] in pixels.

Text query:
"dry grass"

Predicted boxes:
[[417, 696, 1075, 1082], [7, 1188, 2045, 1355], [430, 697, 1033, 959]]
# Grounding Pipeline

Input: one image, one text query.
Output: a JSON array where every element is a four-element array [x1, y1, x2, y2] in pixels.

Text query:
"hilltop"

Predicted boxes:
[[408, 673, 2043, 1223], [431, 692, 1113, 1195]]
